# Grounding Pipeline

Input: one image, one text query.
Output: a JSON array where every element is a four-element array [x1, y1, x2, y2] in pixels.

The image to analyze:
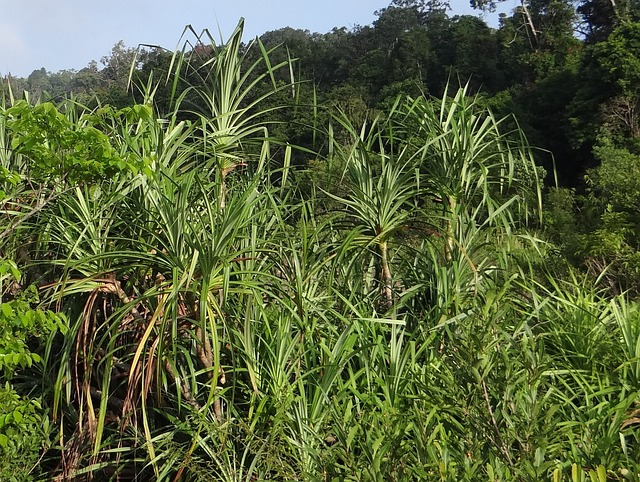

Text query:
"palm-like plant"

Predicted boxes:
[[165, 19, 297, 204], [400, 85, 542, 261], [325, 112, 422, 311], [23, 20, 300, 479]]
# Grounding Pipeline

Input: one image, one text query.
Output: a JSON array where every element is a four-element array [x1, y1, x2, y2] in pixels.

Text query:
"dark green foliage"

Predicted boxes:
[[0, 385, 51, 481], [0, 262, 63, 480]]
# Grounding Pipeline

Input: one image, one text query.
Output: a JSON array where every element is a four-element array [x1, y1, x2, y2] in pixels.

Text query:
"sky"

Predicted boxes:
[[0, 0, 516, 78]]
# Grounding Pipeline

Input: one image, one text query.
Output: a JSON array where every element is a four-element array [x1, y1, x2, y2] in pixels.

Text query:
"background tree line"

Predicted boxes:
[[4, 0, 637, 182]]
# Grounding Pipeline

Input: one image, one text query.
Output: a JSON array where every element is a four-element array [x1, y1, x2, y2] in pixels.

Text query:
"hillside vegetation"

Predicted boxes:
[[1, 1, 640, 480]]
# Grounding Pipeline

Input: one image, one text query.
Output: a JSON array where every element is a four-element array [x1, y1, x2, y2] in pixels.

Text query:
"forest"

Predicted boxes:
[[1, 0, 640, 479]]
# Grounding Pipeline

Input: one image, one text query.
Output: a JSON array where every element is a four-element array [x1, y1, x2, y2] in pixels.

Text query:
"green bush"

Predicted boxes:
[[0, 385, 51, 482]]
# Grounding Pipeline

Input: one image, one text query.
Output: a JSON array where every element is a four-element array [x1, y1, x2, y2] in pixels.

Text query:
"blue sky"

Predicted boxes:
[[1, 0, 515, 78]]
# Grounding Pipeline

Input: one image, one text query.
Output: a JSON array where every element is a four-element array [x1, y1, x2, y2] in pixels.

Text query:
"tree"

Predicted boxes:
[[100, 41, 139, 88], [26, 68, 51, 100], [382, 0, 451, 20], [578, 0, 638, 42]]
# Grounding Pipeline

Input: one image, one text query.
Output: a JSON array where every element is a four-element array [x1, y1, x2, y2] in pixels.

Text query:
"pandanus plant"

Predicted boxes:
[[165, 19, 296, 207], [24, 20, 298, 479], [325, 112, 422, 311], [325, 85, 541, 313], [389, 85, 543, 318], [400, 84, 542, 264]]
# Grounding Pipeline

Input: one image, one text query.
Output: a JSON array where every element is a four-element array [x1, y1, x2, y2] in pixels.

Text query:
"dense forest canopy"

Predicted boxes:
[[3, 0, 638, 183], [1, 0, 640, 480]]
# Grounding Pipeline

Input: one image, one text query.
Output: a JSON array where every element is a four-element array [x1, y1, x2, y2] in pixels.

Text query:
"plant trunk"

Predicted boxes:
[[379, 241, 393, 310], [520, 0, 538, 48], [444, 197, 456, 263]]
